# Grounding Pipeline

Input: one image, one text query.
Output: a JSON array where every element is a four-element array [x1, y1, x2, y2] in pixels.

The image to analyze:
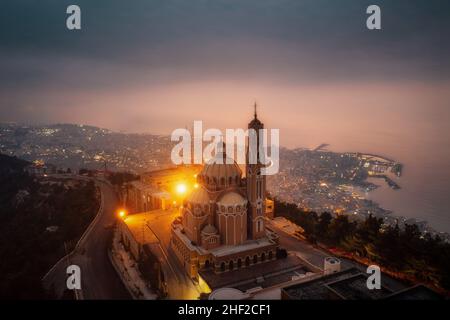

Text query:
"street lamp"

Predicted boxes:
[[118, 209, 127, 219], [176, 183, 187, 195]]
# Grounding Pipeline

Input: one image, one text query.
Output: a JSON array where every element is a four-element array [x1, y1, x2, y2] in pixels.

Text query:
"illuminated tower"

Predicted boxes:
[[246, 103, 266, 240]]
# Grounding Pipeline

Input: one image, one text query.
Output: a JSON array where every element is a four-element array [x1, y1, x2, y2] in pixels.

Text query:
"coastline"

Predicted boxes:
[[307, 147, 448, 240], [360, 175, 450, 241]]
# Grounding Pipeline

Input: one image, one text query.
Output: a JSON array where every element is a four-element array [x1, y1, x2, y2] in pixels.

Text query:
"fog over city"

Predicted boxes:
[[1, 1, 449, 141]]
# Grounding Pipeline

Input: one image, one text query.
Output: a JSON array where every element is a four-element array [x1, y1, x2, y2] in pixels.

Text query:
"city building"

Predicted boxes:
[[125, 165, 201, 213], [280, 267, 441, 300], [24, 161, 57, 176]]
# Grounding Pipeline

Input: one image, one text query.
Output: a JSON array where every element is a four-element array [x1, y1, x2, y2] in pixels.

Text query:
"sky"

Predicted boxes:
[[1, 0, 449, 148]]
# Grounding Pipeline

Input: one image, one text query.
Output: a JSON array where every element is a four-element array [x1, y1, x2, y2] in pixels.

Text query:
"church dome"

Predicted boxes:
[[186, 186, 210, 204], [199, 146, 242, 190], [201, 224, 218, 235], [218, 191, 246, 205]]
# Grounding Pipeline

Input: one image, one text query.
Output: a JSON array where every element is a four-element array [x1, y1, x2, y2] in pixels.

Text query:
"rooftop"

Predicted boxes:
[[282, 267, 442, 300], [282, 268, 362, 300], [122, 210, 175, 245], [209, 237, 275, 257], [384, 284, 443, 300], [325, 273, 392, 300], [200, 255, 311, 290], [172, 223, 276, 257], [129, 180, 160, 194]]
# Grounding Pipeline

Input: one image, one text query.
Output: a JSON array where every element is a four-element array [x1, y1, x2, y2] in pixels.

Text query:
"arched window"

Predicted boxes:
[[269, 251, 273, 260], [257, 219, 263, 232], [229, 260, 234, 270], [221, 177, 225, 185], [237, 258, 242, 268], [194, 205, 202, 217], [228, 206, 233, 213], [261, 253, 266, 262], [221, 262, 225, 272], [245, 256, 250, 267], [204, 260, 210, 269], [228, 177, 232, 185], [253, 255, 258, 264]]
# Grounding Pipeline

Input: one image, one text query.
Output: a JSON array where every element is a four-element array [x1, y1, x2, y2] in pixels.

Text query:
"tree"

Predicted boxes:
[[328, 215, 356, 245], [348, 214, 382, 258], [274, 197, 450, 292], [374, 223, 402, 268], [316, 212, 332, 242]]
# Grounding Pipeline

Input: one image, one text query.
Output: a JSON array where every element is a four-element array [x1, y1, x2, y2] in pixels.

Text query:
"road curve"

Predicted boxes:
[[43, 179, 130, 299]]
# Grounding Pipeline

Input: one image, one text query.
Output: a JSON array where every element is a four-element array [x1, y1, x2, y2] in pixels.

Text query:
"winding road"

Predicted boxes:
[[42, 178, 130, 299]]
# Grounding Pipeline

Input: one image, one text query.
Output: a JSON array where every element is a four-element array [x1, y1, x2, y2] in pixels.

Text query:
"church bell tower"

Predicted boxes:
[[246, 103, 266, 240]]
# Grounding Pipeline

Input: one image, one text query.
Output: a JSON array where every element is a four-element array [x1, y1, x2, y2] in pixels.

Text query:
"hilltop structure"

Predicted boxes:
[[170, 109, 277, 279]]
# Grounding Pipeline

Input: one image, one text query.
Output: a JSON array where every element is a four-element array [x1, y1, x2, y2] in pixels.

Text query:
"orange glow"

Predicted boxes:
[[118, 209, 127, 218], [176, 183, 187, 194], [194, 183, 199, 189]]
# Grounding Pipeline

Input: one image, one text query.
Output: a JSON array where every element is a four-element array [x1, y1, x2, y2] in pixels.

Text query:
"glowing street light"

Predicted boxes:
[[176, 183, 187, 195], [118, 209, 127, 219], [194, 183, 199, 189]]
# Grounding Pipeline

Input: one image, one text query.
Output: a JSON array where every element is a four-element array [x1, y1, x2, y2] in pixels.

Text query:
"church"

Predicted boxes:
[[171, 110, 278, 280]]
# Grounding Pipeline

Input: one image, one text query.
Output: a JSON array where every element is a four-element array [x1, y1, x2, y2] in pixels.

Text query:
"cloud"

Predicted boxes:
[[0, 0, 449, 128]]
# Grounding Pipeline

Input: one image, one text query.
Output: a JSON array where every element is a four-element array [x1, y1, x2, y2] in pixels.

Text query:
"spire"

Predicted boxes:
[[217, 135, 227, 162], [248, 101, 263, 129]]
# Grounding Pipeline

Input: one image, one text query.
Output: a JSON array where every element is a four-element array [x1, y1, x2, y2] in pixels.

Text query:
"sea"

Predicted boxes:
[[281, 105, 450, 233]]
